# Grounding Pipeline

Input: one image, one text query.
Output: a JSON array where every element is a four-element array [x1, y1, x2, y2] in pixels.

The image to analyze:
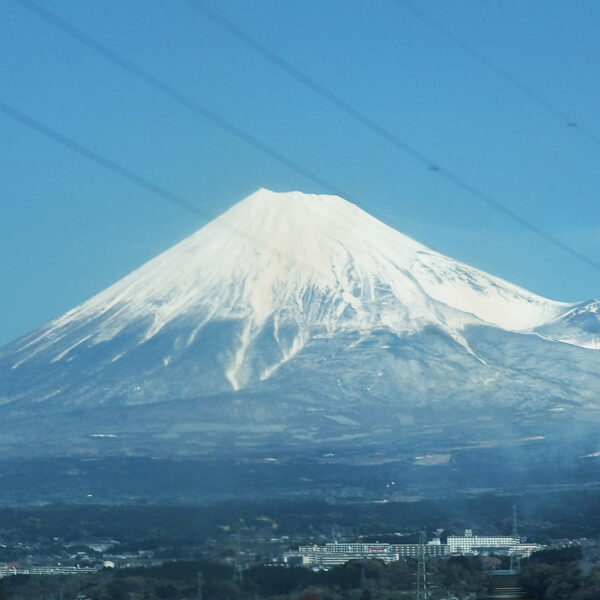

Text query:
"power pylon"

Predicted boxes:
[[416, 531, 427, 600], [360, 559, 367, 590], [510, 505, 521, 572]]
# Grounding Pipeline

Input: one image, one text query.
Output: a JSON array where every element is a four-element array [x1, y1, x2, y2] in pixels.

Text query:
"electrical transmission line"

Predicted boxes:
[[398, 0, 600, 148], [183, 1, 600, 274], [13, 0, 600, 274], [2, 99, 590, 399], [0, 99, 212, 219], [416, 531, 428, 600], [0, 100, 326, 276], [9, 0, 443, 238], [185, 0, 449, 170], [15, 0, 410, 235], [14, 0, 351, 202], [510, 505, 521, 573]]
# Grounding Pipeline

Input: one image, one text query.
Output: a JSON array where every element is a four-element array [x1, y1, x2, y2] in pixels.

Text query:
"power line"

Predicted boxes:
[[0, 100, 208, 219], [15, 0, 352, 203], [398, 0, 600, 148], [184, 0, 600, 274], [12, 0, 441, 242], [185, 0, 434, 169], [0, 99, 327, 275], [439, 168, 600, 273], [14, 0, 600, 274]]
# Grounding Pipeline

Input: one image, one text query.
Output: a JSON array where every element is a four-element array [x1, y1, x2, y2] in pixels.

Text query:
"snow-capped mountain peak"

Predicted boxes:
[[3, 189, 600, 460], [3, 189, 585, 391]]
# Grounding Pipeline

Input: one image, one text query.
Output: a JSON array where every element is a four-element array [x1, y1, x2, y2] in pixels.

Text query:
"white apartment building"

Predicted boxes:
[[288, 540, 449, 569], [447, 529, 540, 556], [295, 542, 399, 569], [285, 530, 541, 570]]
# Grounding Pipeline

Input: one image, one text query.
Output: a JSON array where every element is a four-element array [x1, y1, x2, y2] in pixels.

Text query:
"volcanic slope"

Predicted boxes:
[[1, 189, 599, 457]]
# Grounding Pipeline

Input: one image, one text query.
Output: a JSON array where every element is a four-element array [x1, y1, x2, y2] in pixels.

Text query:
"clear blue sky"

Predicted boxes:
[[2, 0, 600, 346]]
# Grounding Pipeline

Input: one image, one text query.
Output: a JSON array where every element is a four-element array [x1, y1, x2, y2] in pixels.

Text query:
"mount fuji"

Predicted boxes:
[[1, 189, 600, 473]]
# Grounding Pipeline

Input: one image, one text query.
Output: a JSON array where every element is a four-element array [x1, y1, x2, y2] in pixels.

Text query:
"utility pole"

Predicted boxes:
[[360, 559, 367, 591], [509, 505, 521, 572], [416, 531, 427, 600]]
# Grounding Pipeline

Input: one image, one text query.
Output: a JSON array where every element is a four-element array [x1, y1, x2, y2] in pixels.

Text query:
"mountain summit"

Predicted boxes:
[[1, 189, 599, 459]]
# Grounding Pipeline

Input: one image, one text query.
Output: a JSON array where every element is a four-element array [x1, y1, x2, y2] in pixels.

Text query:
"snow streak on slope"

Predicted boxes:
[[7, 189, 578, 389]]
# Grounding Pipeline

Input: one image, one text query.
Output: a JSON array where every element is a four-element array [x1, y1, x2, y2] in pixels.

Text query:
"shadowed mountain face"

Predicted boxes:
[[1, 190, 599, 475]]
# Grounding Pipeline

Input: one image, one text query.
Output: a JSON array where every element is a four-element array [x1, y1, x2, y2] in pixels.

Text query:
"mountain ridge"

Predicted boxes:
[[1, 189, 599, 461], [4, 189, 584, 376]]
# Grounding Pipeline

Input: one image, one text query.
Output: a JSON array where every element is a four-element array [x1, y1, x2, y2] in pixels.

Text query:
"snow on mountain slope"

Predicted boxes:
[[4, 189, 582, 392], [412, 251, 567, 331], [535, 300, 600, 349]]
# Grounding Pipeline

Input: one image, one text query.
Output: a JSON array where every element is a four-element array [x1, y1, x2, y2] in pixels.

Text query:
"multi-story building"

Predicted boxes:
[[288, 539, 449, 569], [293, 542, 398, 569], [285, 530, 541, 570], [391, 538, 449, 558], [447, 529, 540, 557], [0, 564, 97, 577]]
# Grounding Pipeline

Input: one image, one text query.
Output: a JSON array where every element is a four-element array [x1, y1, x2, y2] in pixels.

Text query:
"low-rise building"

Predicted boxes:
[[287, 539, 449, 569], [447, 529, 541, 557], [0, 564, 98, 577], [391, 538, 449, 558]]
